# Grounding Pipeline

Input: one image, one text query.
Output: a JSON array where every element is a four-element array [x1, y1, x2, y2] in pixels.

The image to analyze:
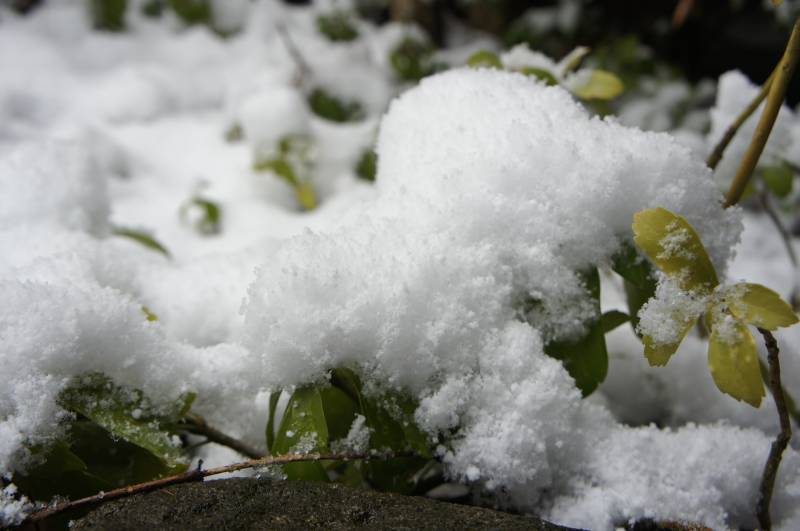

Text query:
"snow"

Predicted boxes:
[[1, 2, 799, 529]]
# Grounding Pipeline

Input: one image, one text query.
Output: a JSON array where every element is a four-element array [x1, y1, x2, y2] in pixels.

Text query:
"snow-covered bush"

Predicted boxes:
[[2, 2, 800, 530]]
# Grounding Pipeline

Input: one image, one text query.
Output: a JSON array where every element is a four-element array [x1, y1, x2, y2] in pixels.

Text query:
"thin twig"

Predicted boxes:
[[723, 18, 800, 207], [706, 69, 775, 171], [756, 328, 793, 530], [23, 451, 405, 524], [177, 414, 264, 459], [759, 358, 800, 427], [275, 22, 311, 87], [758, 190, 799, 268]]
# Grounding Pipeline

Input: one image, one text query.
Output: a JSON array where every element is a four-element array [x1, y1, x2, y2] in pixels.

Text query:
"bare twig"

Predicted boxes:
[[706, 69, 775, 171], [759, 358, 800, 427], [177, 414, 265, 459], [756, 329, 793, 530], [275, 22, 311, 87], [758, 190, 799, 268], [723, 18, 800, 208], [24, 451, 405, 524]]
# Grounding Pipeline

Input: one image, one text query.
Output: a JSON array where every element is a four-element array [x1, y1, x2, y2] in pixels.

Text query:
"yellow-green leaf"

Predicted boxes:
[[573, 70, 624, 100], [761, 162, 793, 198], [296, 181, 317, 211], [519, 67, 558, 86], [726, 282, 799, 330], [466, 50, 502, 69], [707, 317, 764, 407], [632, 207, 719, 295], [642, 315, 695, 366]]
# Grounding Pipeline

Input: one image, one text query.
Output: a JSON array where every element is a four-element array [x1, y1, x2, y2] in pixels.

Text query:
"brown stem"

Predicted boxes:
[[756, 328, 793, 530], [723, 18, 800, 208], [23, 451, 405, 524], [177, 414, 265, 459], [758, 190, 799, 268], [706, 69, 774, 171]]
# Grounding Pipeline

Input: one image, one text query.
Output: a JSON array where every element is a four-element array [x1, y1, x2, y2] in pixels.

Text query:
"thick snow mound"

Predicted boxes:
[[241, 69, 788, 528]]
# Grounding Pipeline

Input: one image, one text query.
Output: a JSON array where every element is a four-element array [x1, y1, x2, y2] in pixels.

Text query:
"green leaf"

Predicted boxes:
[[573, 70, 624, 100], [254, 158, 298, 185], [632, 207, 719, 295], [112, 227, 171, 258], [58, 373, 187, 470], [356, 149, 377, 182], [726, 283, 799, 330], [612, 242, 658, 333], [467, 50, 502, 69], [307, 88, 365, 123], [390, 37, 438, 82], [141, 305, 158, 322], [272, 386, 329, 454], [316, 12, 359, 42], [707, 316, 765, 407], [761, 162, 794, 198], [167, 0, 210, 25], [544, 268, 608, 396], [272, 386, 331, 482], [90, 0, 127, 32], [519, 67, 558, 86], [185, 198, 222, 236], [600, 310, 629, 333]]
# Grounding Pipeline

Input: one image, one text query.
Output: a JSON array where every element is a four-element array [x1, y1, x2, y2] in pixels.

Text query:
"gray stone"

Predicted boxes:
[[72, 478, 581, 530]]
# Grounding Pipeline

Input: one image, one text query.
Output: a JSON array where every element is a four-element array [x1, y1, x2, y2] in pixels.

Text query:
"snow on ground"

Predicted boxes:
[[2, 2, 800, 529]]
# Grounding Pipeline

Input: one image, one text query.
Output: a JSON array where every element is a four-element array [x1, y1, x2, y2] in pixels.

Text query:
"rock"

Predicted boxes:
[[72, 478, 579, 530]]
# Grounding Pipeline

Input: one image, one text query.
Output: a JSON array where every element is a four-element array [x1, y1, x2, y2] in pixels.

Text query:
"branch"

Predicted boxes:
[[177, 414, 265, 459], [756, 328, 793, 531], [706, 69, 774, 171], [723, 17, 800, 208], [23, 451, 407, 524], [275, 22, 311, 87], [758, 190, 799, 268]]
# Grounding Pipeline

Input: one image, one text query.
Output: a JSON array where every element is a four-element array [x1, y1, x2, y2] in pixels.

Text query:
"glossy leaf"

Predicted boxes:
[[544, 268, 608, 396], [573, 70, 624, 100], [272, 386, 330, 481], [632, 207, 719, 294], [707, 317, 765, 407], [58, 373, 188, 470], [600, 310, 630, 333], [112, 227, 171, 258], [726, 282, 799, 330], [467, 50, 502, 69]]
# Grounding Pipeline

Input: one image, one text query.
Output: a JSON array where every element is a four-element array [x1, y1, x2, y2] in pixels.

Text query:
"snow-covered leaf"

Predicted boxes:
[[632, 207, 719, 295], [545, 268, 608, 395], [57, 373, 188, 470], [726, 283, 799, 330]]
